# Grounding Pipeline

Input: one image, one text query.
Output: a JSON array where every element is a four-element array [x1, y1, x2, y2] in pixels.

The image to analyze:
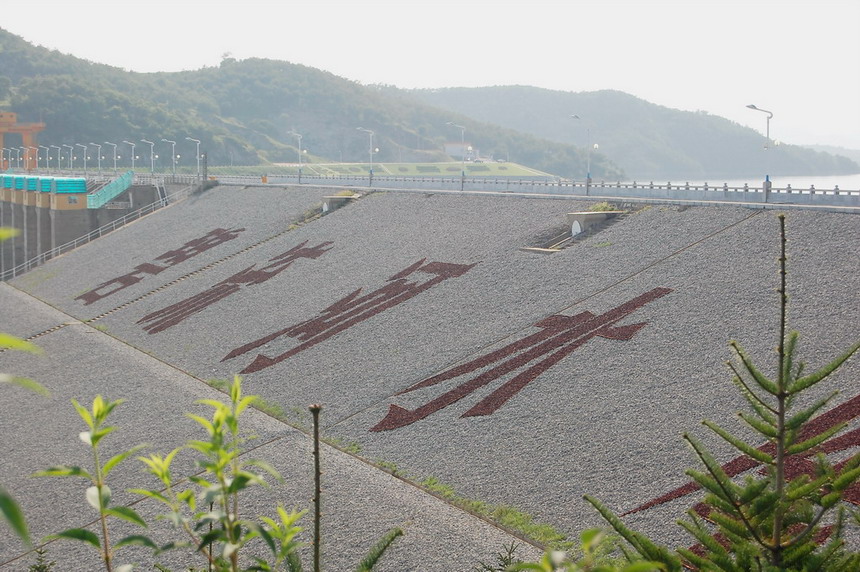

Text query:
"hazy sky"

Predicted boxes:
[[4, 0, 859, 149]]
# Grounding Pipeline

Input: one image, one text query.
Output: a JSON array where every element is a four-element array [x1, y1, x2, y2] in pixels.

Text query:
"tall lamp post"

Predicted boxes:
[[446, 121, 467, 169], [1, 148, 8, 170], [26, 146, 38, 171], [90, 143, 102, 175], [356, 127, 374, 176], [50, 145, 61, 172], [38, 145, 49, 171], [141, 139, 155, 173], [446, 121, 468, 190], [746, 104, 773, 199], [104, 142, 118, 174], [123, 140, 137, 170], [571, 114, 599, 195], [289, 131, 303, 167], [185, 137, 201, 178], [75, 143, 88, 174], [62, 144, 74, 170], [162, 139, 176, 176]]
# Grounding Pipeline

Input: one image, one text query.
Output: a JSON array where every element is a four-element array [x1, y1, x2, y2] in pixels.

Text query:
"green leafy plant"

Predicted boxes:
[[508, 528, 663, 571], [35, 376, 401, 571], [35, 395, 150, 571], [474, 541, 522, 571], [26, 546, 56, 572]]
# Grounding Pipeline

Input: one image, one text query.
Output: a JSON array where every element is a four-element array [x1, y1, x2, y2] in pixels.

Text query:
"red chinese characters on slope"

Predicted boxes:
[[372, 287, 673, 431], [75, 228, 246, 305], [138, 241, 334, 334], [222, 259, 477, 374]]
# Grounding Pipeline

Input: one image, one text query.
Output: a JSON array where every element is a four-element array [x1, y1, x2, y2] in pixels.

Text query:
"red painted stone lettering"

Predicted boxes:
[[75, 228, 245, 305], [371, 287, 673, 431], [138, 241, 333, 333], [222, 259, 476, 373]]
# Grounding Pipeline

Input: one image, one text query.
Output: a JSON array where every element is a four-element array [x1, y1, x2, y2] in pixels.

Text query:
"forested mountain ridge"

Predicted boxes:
[[1, 27, 855, 180], [0, 28, 619, 179], [405, 86, 859, 179]]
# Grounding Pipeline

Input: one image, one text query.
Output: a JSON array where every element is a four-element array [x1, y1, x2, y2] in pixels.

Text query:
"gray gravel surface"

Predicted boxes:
[[4, 187, 859, 566], [0, 319, 541, 571], [10, 185, 334, 321]]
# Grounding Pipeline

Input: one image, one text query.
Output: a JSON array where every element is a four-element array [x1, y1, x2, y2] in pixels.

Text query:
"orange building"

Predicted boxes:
[[0, 112, 46, 171]]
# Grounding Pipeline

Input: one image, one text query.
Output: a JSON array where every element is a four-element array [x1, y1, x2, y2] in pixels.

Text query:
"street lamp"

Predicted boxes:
[[162, 139, 176, 176], [357, 127, 374, 174], [746, 104, 774, 196], [185, 137, 201, 177], [50, 145, 61, 172], [90, 143, 102, 174], [289, 131, 303, 167], [1, 148, 8, 170], [104, 142, 118, 174], [38, 145, 49, 170], [123, 140, 137, 170], [141, 139, 155, 173], [571, 114, 598, 194], [25, 146, 37, 171], [446, 121, 467, 170], [17, 147, 25, 170], [75, 143, 88, 174], [62, 144, 74, 170]]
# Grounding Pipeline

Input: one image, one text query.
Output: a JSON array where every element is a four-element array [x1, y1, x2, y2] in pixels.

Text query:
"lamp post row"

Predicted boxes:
[[3, 138, 204, 176]]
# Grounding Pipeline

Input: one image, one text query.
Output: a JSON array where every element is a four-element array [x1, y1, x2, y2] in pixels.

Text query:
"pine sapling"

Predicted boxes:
[[581, 214, 860, 571]]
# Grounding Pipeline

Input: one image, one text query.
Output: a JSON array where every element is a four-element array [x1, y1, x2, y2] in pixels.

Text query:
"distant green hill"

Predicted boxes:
[[807, 145, 860, 165], [1, 28, 855, 181], [0, 28, 620, 180], [405, 86, 859, 180]]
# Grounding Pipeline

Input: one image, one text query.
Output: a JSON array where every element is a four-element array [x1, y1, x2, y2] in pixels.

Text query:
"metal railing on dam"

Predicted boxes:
[[215, 173, 860, 208], [1, 183, 193, 281], [9, 169, 858, 208]]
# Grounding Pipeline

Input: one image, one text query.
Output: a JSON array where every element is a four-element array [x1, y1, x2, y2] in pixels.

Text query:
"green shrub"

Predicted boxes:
[[35, 376, 401, 571]]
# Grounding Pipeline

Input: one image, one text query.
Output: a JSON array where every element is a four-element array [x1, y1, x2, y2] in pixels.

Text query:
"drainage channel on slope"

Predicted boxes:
[[520, 203, 638, 254]]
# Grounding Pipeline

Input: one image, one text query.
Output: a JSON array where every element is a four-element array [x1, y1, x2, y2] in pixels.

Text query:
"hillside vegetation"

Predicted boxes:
[[0, 29, 619, 180], [1, 28, 856, 180], [407, 86, 859, 179]]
